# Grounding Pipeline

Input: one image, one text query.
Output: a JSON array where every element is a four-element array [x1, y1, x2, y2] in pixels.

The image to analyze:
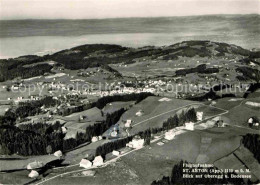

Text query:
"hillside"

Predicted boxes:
[[0, 40, 259, 83]]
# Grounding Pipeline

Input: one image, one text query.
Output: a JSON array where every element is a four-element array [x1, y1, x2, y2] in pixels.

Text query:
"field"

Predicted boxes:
[[102, 101, 135, 114], [0, 155, 59, 172], [116, 96, 200, 135], [224, 102, 260, 126], [234, 146, 260, 181], [63, 107, 105, 139], [43, 125, 253, 185], [209, 97, 244, 111]]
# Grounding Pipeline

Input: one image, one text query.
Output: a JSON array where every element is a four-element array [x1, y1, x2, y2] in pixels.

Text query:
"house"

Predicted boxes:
[[98, 136, 102, 140], [196, 112, 203, 121], [91, 136, 99, 143], [136, 110, 143, 117], [28, 170, 39, 178], [93, 156, 103, 166], [248, 118, 253, 124], [27, 161, 44, 170], [110, 127, 118, 137], [61, 126, 67, 134], [129, 136, 144, 149], [165, 130, 175, 140], [185, 122, 195, 131], [79, 159, 92, 169], [54, 150, 63, 158], [211, 101, 217, 106], [112, 150, 120, 156], [125, 120, 132, 128]]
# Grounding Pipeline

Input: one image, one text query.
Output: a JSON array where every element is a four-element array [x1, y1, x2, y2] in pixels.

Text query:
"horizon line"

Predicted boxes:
[[0, 13, 259, 21]]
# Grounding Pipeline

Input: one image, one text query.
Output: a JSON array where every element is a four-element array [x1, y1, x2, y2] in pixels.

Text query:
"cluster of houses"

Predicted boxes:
[[79, 155, 104, 169], [27, 150, 63, 178], [91, 136, 103, 143], [126, 136, 145, 149], [248, 117, 259, 128]]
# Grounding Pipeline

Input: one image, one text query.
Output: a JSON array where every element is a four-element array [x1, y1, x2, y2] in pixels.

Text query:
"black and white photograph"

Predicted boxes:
[[0, 0, 259, 184]]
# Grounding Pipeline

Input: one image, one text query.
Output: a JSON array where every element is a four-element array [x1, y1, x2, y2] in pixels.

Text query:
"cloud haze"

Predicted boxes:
[[0, 0, 259, 20]]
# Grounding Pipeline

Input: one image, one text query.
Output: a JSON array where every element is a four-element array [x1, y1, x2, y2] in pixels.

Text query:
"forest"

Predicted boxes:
[[0, 96, 60, 126], [175, 64, 219, 76], [162, 108, 197, 130], [0, 108, 126, 155], [242, 134, 260, 163], [91, 92, 154, 109]]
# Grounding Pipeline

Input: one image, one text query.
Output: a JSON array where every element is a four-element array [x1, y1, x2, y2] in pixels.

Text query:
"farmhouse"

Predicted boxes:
[[125, 119, 132, 127], [248, 118, 253, 124], [92, 136, 99, 143], [61, 126, 67, 134], [185, 122, 195, 131], [112, 150, 120, 156], [27, 161, 44, 170], [128, 136, 144, 149], [164, 130, 175, 140], [28, 170, 39, 178], [54, 150, 63, 158], [79, 159, 92, 169], [110, 127, 118, 137], [93, 156, 104, 166], [196, 112, 203, 121], [136, 110, 143, 116]]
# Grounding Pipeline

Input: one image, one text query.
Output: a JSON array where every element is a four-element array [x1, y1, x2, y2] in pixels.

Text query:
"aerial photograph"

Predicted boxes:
[[0, 0, 259, 184]]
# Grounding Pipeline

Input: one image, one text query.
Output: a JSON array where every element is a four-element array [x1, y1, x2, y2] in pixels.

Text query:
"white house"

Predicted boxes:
[[27, 161, 44, 170], [93, 156, 104, 166], [91, 136, 99, 143], [248, 118, 253, 124], [61, 126, 67, 134], [129, 136, 144, 149], [54, 150, 62, 158], [185, 122, 195, 131], [136, 110, 143, 117], [125, 120, 132, 128], [98, 136, 102, 140], [28, 170, 39, 178], [79, 159, 92, 169], [165, 130, 175, 140], [196, 112, 203, 121], [110, 128, 118, 137], [112, 150, 120, 156]]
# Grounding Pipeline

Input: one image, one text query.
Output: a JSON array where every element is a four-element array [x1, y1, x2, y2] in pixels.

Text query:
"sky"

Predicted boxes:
[[0, 0, 259, 20]]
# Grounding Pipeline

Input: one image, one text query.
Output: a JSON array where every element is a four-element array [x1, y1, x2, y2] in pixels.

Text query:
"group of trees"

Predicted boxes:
[[0, 96, 59, 126], [0, 105, 126, 155], [92, 92, 154, 109], [95, 136, 133, 158], [63, 108, 126, 152], [151, 160, 245, 185], [175, 64, 219, 76], [0, 55, 52, 82], [236, 67, 260, 83], [0, 122, 64, 155], [242, 134, 260, 163], [163, 108, 197, 130]]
